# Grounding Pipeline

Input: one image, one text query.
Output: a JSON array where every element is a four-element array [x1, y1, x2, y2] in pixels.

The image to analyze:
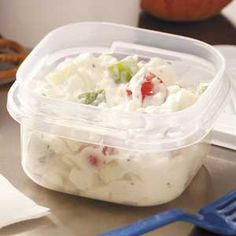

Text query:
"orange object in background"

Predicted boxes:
[[140, 0, 232, 22]]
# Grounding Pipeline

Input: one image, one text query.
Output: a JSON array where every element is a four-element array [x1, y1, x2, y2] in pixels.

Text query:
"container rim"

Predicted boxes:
[[16, 22, 226, 119], [7, 22, 230, 151]]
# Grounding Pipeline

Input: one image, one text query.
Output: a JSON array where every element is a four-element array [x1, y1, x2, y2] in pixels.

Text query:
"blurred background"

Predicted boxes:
[[0, 0, 235, 84], [0, 0, 139, 47], [0, 0, 235, 48]]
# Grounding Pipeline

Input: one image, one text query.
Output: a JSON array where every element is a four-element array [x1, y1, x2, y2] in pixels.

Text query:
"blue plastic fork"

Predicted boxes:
[[100, 191, 236, 236]]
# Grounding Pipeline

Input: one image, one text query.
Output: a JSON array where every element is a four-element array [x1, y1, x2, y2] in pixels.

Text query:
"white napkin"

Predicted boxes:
[[0, 174, 50, 228]]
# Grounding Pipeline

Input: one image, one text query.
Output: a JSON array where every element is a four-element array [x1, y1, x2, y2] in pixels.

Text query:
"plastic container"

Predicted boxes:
[[7, 22, 230, 206]]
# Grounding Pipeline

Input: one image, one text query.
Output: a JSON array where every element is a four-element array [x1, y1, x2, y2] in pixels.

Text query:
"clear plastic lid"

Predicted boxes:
[[7, 22, 231, 151]]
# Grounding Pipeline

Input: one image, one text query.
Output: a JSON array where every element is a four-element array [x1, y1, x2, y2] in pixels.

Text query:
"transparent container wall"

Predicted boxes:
[[21, 125, 209, 206]]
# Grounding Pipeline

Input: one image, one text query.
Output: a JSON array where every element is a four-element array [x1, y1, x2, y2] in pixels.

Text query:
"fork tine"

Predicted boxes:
[[222, 203, 236, 216], [227, 212, 236, 223], [216, 192, 236, 211], [199, 191, 236, 213]]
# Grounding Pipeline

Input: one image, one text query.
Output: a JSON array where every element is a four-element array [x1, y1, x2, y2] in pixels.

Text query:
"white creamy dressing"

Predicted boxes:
[[22, 53, 209, 206]]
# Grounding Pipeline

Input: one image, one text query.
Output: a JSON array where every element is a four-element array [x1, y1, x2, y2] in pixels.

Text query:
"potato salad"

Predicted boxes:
[[22, 53, 208, 206]]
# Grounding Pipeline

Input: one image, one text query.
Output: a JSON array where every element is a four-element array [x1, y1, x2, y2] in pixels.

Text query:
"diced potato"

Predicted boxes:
[[69, 168, 94, 191], [98, 160, 126, 184], [177, 90, 198, 110]]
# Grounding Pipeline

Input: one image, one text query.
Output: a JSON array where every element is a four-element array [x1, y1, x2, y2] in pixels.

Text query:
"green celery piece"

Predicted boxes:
[[108, 57, 139, 83], [78, 89, 106, 105]]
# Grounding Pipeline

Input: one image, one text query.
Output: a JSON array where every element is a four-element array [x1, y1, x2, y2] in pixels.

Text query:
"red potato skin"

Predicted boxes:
[[140, 0, 232, 22]]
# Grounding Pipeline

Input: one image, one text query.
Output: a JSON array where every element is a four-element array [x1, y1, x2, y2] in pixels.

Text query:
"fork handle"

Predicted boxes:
[[100, 209, 185, 236]]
